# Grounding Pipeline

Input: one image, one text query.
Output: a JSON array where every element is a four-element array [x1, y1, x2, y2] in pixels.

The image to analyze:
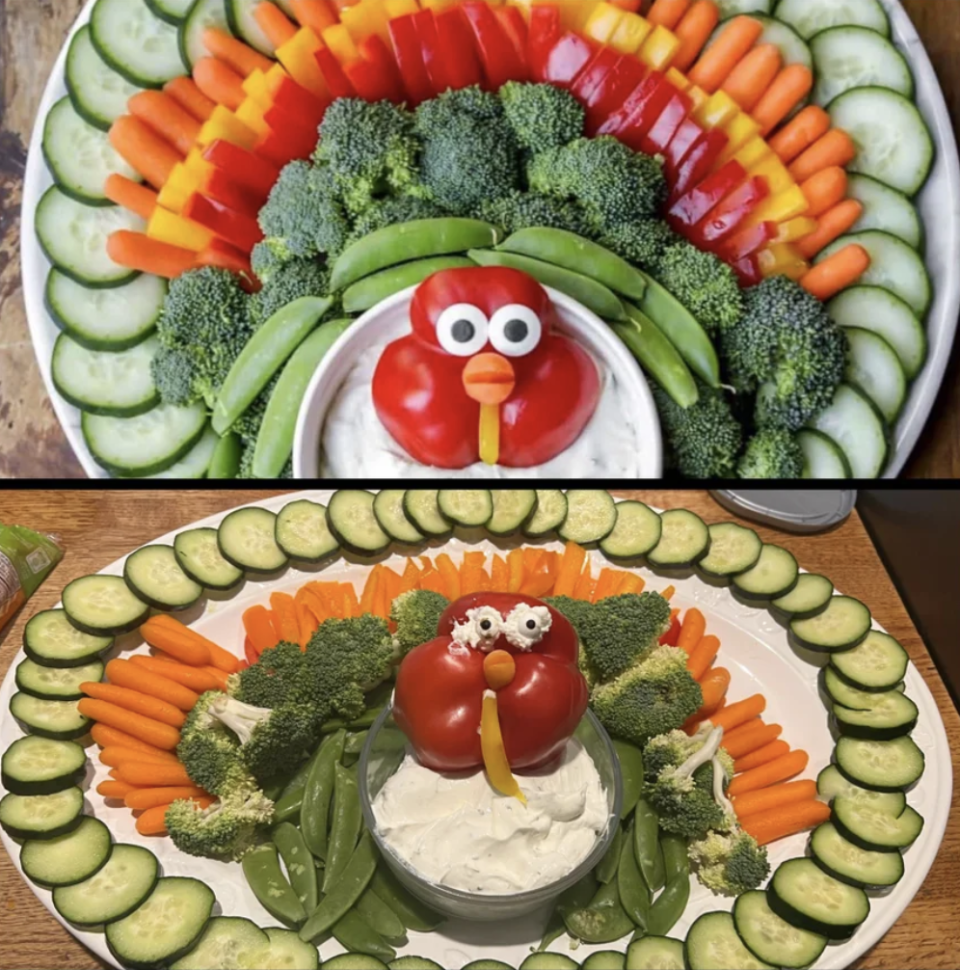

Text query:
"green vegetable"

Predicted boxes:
[[737, 429, 805, 480], [273, 821, 319, 914], [477, 190, 590, 238], [655, 241, 744, 338], [301, 729, 346, 861], [390, 589, 451, 658], [165, 789, 274, 862], [342, 257, 475, 313], [323, 763, 362, 892], [499, 81, 585, 154], [633, 799, 662, 894], [242, 842, 306, 927], [688, 829, 770, 896], [540, 872, 598, 951], [347, 196, 452, 246], [618, 820, 650, 929], [563, 876, 635, 945], [355, 887, 408, 946], [612, 312, 698, 411], [207, 432, 242, 479], [646, 834, 690, 936], [596, 824, 623, 885], [612, 740, 645, 819], [332, 910, 396, 963], [370, 865, 444, 933], [602, 219, 679, 272], [344, 731, 368, 758], [643, 731, 734, 784], [250, 258, 332, 328]]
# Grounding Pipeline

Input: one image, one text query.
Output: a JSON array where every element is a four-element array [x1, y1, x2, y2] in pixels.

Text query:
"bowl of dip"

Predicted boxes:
[[292, 284, 662, 479], [358, 703, 623, 922]]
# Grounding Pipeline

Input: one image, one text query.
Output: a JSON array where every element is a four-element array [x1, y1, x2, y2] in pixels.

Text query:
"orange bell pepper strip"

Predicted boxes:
[[359, 566, 382, 616], [295, 599, 317, 647], [435, 554, 462, 600], [460, 552, 488, 596], [419, 567, 446, 596], [269, 593, 300, 644], [553, 542, 587, 598], [242, 605, 278, 654], [592, 568, 621, 602], [572, 561, 594, 601], [399, 559, 421, 594], [491, 555, 509, 592], [382, 567, 403, 604], [507, 548, 524, 593], [617, 571, 645, 596], [342, 583, 360, 619]]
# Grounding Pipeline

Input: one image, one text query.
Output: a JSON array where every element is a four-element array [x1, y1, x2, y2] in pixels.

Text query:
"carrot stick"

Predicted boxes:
[[117, 761, 195, 788], [148, 615, 240, 673], [687, 634, 721, 680], [290, 0, 337, 36], [800, 244, 870, 301], [677, 608, 706, 655], [696, 666, 730, 709], [399, 560, 421, 594], [109, 116, 182, 190], [647, 0, 692, 30], [734, 739, 790, 774], [128, 90, 202, 157], [721, 43, 782, 112], [98, 780, 139, 799], [106, 659, 200, 712], [99, 746, 179, 769], [710, 693, 766, 733], [193, 57, 247, 111], [768, 105, 831, 164], [81, 682, 186, 729], [77, 699, 181, 751], [91, 723, 171, 759], [125, 786, 209, 811], [688, 16, 765, 93], [740, 798, 831, 846], [104, 174, 158, 220], [800, 166, 847, 218], [164, 77, 217, 123], [751, 64, 814, 136], [795, 200, 863, 260], [202, 27, 273, 77], [255, 2, 298, 47], [134, 803, 172, 836], [107, 231, 196, 279], [507, 548, 524, 593], [435, 554, 462, 601], [788, 129, 857, 183], [491, 555, 509, 592], [727, 749, 809, 797], [721, 721, 782, 759], [202, 666, 231, 691], [243, 605, 280, 654], [732, 778, 818, 819], [129, 656, 222, 693], [672, 0, 721, 73], [141, 617, 211, 666]]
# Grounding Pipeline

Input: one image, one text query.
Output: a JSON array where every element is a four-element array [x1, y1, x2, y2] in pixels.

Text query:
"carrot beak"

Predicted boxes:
[[462, 353, 516, 405], [484, 650, 516, 691]]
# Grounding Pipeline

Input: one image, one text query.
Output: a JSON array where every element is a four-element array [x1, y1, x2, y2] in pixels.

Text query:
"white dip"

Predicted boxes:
[[371, 740, 608, 895], [319, 338, 645, 478]]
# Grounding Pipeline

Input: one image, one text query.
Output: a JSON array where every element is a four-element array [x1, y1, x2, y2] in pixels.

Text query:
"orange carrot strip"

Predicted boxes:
[[193, 57, 246, 111], [491, 555, 510, 592], [243, 605, 280, 654], [399, 560, 421, 594], [135, 803, 172, 836], [788, 129, 857, 183], [141, 617, 210, 666], [740, 798, 831, 846], [795, 199, 863, 260], [268, 592, 299, 644], [722, 721, 782, 759], [554, 542, 587, 598], [128, 90, 202, 156], [99, 746, 179, 769], [688, 16, 765, 94], [800, 166, 847, 219], [202, 666, 231, 691], [77, 699, 181, 751], [109, 116, 182, 190], [106, 659, 199, 712], [732, 778, 818, 819], [104, 174, 158, 221], [91, 723, 172, 759], [734, 739, 790, 774], [359, 565, 382, 616], [125, 786, 209, 811], [721, 43, 782, 112], [710, 693, 766, 733], [672, 0, 721, 73], [117, 761, 195, 788], [768, 105, 831, 163], [507, 548, 525, 593], [661, 585, 675, 601], [727, 749, 809, 797], [696, 667, 731, 710], [676, 608, 706, 655], [435, 554, 462, 601], [647, 0, 692, 30], [164, 77, 216, 123], [81, 683, 185, 729], [129, 656, 222, 693], [687, 634, 721, 681], [460, 552, 488, 596], [202, 27, 273, 76], [255, 2, 298, 47], [149, 616, 240, 673], [752, 64, 814, 136], [97, 780, 138, 799], [800, 244, 870, 301], [107, 231, 196, 279], [290, 0, 338, 36]]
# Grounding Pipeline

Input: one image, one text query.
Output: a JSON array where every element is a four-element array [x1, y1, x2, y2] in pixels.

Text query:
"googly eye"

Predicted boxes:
[[436, 304, 489, 357], [489, 304, 542, 357], [505, 605, 552, 650], [472, 606, 503, 637]]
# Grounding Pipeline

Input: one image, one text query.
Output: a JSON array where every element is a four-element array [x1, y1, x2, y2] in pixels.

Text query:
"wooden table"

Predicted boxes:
[[1, 1, 960, 478], [0, 489, 957, 969]]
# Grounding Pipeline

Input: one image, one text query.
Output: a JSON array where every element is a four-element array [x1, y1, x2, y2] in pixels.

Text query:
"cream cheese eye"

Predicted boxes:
[[504, 605, 552, 650], [489, 304, 542, 357], [436, 304, 489, 356]]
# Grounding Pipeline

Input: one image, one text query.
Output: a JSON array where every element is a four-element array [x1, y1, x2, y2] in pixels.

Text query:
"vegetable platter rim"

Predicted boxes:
[[0, 489, 953, 970], [17, 0, 960, 481]]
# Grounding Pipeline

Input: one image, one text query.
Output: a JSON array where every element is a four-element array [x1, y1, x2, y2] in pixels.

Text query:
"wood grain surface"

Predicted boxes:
[[1, 1, 960, 478], [0, 489, 957, 970]]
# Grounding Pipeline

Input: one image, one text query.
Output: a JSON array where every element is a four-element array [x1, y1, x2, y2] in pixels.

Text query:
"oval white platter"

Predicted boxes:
[[0, 490, 953, 969], [18, 0, 960, 480]]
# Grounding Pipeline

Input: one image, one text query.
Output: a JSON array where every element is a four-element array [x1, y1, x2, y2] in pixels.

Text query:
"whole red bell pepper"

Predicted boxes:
[[671, 127, 729, 201], [461, 1, 527, 90], [203, 139, 280, 198], [669, 159, 747, 229], [584, 55, 646, 136], [692, 175, 770, 248], [436, 6, 483, 91], [389, 13, 434, 107], [413, 9, 452, 96], [528, 4, 562, 80], [394, 593, 589, 772], [540, 32, 596, 89], [183, 193, 263, 252]]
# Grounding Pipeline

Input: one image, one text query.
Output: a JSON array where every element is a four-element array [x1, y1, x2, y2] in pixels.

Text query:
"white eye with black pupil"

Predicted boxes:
[[436, 304, 489, 356], [489, 304, 542, 357], [503, 605, 552, 650]]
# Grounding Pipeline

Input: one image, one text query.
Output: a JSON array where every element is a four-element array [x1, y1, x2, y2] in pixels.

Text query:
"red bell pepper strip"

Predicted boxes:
[[345, 35, 404, 104], [268, 75, 328, 127], [663, 117, 704, 178], [389, 14, 434, 107], [660, 612, 682, 647], [540, 32, 596, 89], [669, 159, 746, 228], [202, 139, 280, 197], [194, 238, 257, 289], [243, 637, 259, 666], [254, 123, 318, 168], [671, 127, 729, 200], [314, 46, 355, 101], [719, 220, 777, 263], [584, 55, 646, 136], [693, 175, 770, 247], [199, 166, 263, 218], [414, 9, 452, 97], [461, 1, 527, 91], [596, 71, 660, 137], [183, 193, 264, 252], [733, 254, 762, 286], [494, 6, 529, 80], [436, 7, 483, 91], [528, 4, 562, 81], [618, 73, 675, 152], [570, 47, 620, 116], [639, 89, 693, 157]]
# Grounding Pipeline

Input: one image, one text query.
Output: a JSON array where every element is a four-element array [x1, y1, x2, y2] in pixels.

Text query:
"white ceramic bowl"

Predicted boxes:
[[292, 284, 664, 478]]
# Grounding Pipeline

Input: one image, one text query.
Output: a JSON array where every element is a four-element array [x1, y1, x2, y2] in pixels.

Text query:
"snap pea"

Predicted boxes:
[[633, 799, 663, 894], [539, 871, 599, 951], [612, 740, 644, 819], [563, 875, 635, 945], [323, 763, 362, 893], [618, 821, 650, 930], [299, 829, 378, 943], [280, 754, 317, 802], [342, 257, 475, 313], [332, 910, 396, 963], [612, 307, 698, 409], [355, 886, 408, 945], [638, 272, 720, 388], [212, 296, 333, 435], [273, 821, 319, 914], [301, 729, 346, 861], [242, 842, 306, 928], [344, 731, 369, 757], [253, 317, 354, 478], [370, 864, 444, 932], [595, 824, 623, 885], [331, 219, 500, 291], [469, 249, 627, 322], [646, 834, 690, 937], [498, 228, 648, 302], [206, 431, 241, 479], [322, 707, 384, 734]]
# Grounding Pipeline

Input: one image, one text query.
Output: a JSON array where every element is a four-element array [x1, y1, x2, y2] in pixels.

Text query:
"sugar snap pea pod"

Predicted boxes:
[[355, 886, 408, 945], [613, 740, 644, 819], [299, 829, 379, 943], [273, 821, 319, 914], [321, 707, 384, 734], [539, 871, 598, 951], [469, 248, 626, 322], [612, 307, 699, 409], [595, 824, 623, 885], [330, 219, 500, 291], [301, 729, 346, 861], [253, 317, 354, 478], [207, 431, 242, 479], [212, 295, 332, 435], [618, 821, 650, 930], [242, 842, 307, 927], [332, 909, 396, 963], [563, 875, 635, 944], [344, 731, 369, 757], [637, 272, 720, 387], [370, 864, 444, 932], [342, 257, 476, 313], [498, 228, 648, 302], [646, 834, 690, 937], [323, 763, 362, 893], [633, 799, 663, 894]]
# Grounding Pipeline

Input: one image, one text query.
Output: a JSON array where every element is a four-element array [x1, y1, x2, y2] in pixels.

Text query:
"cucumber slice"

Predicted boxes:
[[142, 426, 220, 480], [823, 667, 903, 711], [146, 0, 194, 24], [790, 596, 872, 652], [697, 522, 762, 577], [327, 490, 392, 554], [807, 384, 888, 480], [685, 910, 774, 970], [83, 404, 210, 477], [625, 936, 685, 969], [768, 858, 869, 940], [647, 508, 710, 568], [488, 490, 540, 537], [124, 544, 204, 610], [170, 916, 269, 969], [718, 0, 772, 13], [373, 491, 425, 545], [833, 692, 918, 740], [843, 327, 907, 425], [523, 954, 580, 969], [557, 490, 616, 544], [252, 928, 320, 970], [402, 491, 453, 538], [774, 0, 889, 40], [180, 0, 230, 71], [811, 26, 913, 108], [1, 737, 86, 796], [810, 823, 904, 890], [106, 877, 215, 970], [0, 788, 84, 841], [15, 658, 104, 701], [732, 891, 826, 970], [771, 573, 834, 618], [461, 962, 514, 970], [324, 957, 388, 970], [54, 844, 160, 926], [275, 500, 339, 562], [732, 544, 798, 599], [65, 26, 144, 132], [747, 15, 812, 71], [437, 490, 494, 527], [23, 610, 113, 668], [218, 507, 288, 572], [10, 694, 91, 741], [52, 333, 160, 418], [226, 0, 277, 57], [174, 528, 244, 590], [388, 958, 443, 970], [798, 429, 851, 479], [91, 0, 185, 87], [62, 574, 151, 636], [835, 736, 925, 791], [21, 817, 112, 888], [832, 797, 923, 852], [36, 187, 143, 288], [600, 501, 662, 559], [845, 175, 924, 251], [523, 490, 569, 537], [816, 764, 906, 815], [828, 88, 934, 198], [830, 630, 909, 691]]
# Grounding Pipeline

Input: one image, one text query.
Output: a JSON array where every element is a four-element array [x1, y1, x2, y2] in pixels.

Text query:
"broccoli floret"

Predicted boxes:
[[316, 98, 421, 215], [476, 190, 591, 237], [721, 276, 847, 432], [543, 596, 597, 639], [177, 691, 258, 798], [656, 241, 745, 337], [165, 788, 274, 862], [643, 729, 709, 781], [737, 429, 804, 479], [528, 137, 667, 234], [347, 195, 450, 246], [592, 646, 703, 745], [258, 160, 350, 264], [251, 259, 331, 326], [500, 81, 585, 154], [689, 829, 770, 896], [250, 240, 286, 286], [653, 381, 744, 480], [391, 589, 450, 657], [150, 347, 198, 406], [415, 86, 522, 214], [602, 219, 679, 271], [229, 641, 307, 708]]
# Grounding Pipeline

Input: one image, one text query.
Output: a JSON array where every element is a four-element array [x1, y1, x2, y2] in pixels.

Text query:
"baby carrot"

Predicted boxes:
[[727, 749, 809, 797], [134, 803, 172, 836], [722, 721, 782, 759], [99, 746, 179, 769], [107, 232, 196, 280], [164, 77, 216, 123], [752, 64, 814, 136], [672, 1, 721, 73], [800, 244, 871, 301], [77, 699, 181, 751], [254, 1, 298, 47], [97, 780, 138, 799], [795, 199, 864, 260], [106, 659, 200, 712], [688, 635, 721, 680], [290, 0, 338, 37], [141, 617, 210, 666], [202, 666, 232, 691], [91, 722, 172, 759], [81, 682, 186, 730], [128, 90, 202, 156], [109, 116, 182, 190], [710, 694, 766, 734], [104, 174, 158, 221], [768, 105, 831, 163], [732, 778, 818, 819], [129, 656, 222, 693], [117, 761, 195, 788], [149, 615, 240, 673], [647, 0, 692, 30], [685, 697, 727, 735], [800, 166, 847, 219], [689, 16, 765, 93], [202, 27, 273, 77], [193, 57, 246, 111], [721, 43, 782, 111], [740, 798, 831, 846], [789, 129, 857, 183], [734, 739, 790, 774], [125, 786, 209, 811], [677, 608, 706, 654], [697, 666, 731, 710]]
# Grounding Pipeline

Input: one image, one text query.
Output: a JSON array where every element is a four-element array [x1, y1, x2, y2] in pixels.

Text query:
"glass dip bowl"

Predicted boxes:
[[358, 704, 623, 922]]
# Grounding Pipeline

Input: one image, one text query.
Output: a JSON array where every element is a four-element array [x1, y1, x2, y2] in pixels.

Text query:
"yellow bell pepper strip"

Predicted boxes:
[[758, 242, 809, 281], [242, 69, 274, 107], [479, 404, 500, 466], [276, 28, 330, 99], [694, 89, 740, 130], [147, 206, 217, 253], [323, 23, 359, 63], [716, 111, 762, 164], [340, 0, 392, 44], [732, 135, 771, 173], [385, 0, 420, 17], [484, 649, 516, 691], [583, 2, 625, 45], [746, 183, 809, 226], [480, 690, 525, 804], [156, 162, 204, 214], [665, 66, 690, 91], [197, 106, 259, 151], [235, 97, 271, 139], [773, 216, 818, 244], [608, 12, 651, 53], [638, 23, 680, 70], [748, 154, 793, 195]]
